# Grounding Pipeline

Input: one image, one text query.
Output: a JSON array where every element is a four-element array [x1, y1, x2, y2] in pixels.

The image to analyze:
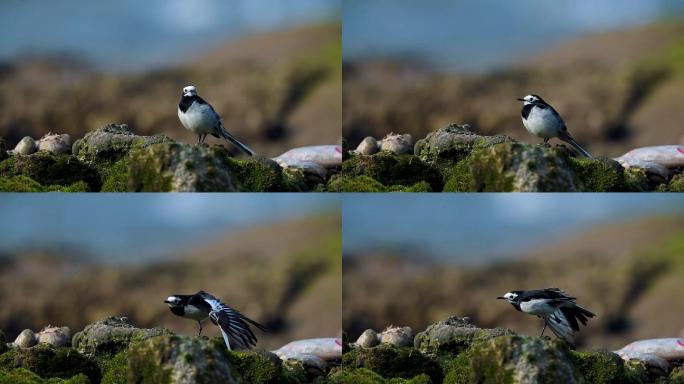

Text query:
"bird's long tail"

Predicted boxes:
[[559, 131, 592, 158], [219, 126, 255, 156], [219, 327, 232, 351]]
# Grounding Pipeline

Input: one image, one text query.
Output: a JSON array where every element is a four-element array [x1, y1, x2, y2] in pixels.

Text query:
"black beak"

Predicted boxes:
[[163, 299, 171, 304], [496, 296, 505, 299], [516, 98, 524, 101]]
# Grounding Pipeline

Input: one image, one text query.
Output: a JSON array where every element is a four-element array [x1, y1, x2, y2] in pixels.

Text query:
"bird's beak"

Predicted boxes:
[[496, 296, 505, 299], [163, 299, 171, 304], [516, 98, 524, 101]]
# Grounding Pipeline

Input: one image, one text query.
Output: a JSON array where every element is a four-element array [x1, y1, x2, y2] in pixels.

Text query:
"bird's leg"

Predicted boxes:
[[197, 135, 202, 144], [197, 321, 203, 337], [540, 321, 547, 337]]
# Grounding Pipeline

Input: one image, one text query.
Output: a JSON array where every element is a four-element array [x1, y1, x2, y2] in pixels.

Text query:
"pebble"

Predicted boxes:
[[355, 137, 379, 155], [14, 329, 37, 348], [379, 326, 413, 347], [355, 329, 379, 348], [379, 133, 413, 155], [37, 133, 72, 154], [14, 137, 37, 155], [37, 326, 71, 347]]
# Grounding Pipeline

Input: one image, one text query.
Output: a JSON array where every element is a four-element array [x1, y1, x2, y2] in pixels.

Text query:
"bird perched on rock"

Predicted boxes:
[[178, 85, 255, 156], [517, 94, 592, 158], [497, 288, 595, 343], [164, 290, 266, 350]]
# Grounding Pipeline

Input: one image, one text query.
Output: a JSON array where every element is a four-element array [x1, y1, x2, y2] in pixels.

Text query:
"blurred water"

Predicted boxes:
[[343, 0, 684, 72], [343, 194, 684, 263], [0, 194, 339, 262], [0, 0, 339, 71]]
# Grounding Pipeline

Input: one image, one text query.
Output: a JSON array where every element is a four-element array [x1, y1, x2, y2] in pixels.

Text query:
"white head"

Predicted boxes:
[[182, 85, 197, 97], [497, 291, 519, 303], [517, 94, 543, 105], [164, 295, 182, 307]]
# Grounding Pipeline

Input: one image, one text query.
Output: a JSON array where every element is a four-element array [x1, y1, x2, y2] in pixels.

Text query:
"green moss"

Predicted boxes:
[[342, 345, 442, 383], [0, 368, 90, 384], [329, 368, 386, 384], [327, 175, 387, 192], [227, 157, 288, 192], [228, 350, 303, 384], [99, 351, 128, 384], [342, 152, 443, 191], [570, 350, 649, 384], [0, 176, 90, 192], [0, 137, 7, 162], [0, 153, 100, 191], [664, 174, 684, 192], [442, 350, 473, 384], [0, 345, 100, 383], [126, 144, 175, 192], [442, 160, 473, 192], [99, 158, 130, 192], [567, 157, 646, 192]]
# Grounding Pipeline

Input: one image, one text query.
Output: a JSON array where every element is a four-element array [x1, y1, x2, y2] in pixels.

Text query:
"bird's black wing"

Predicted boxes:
[[197, 291, 266, 350]]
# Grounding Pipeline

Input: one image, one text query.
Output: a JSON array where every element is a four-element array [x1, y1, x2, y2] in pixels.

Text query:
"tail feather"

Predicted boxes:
[[559, 131, 592, 158], [219, 126, 255, 156], [219, 327, 232, 351]]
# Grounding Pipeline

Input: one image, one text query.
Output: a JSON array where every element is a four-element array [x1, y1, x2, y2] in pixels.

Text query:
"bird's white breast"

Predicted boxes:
[[519, 299, 555, 316], [178, 102, 218, 135], [523, 106, 563, 139], [183, 304, 209, 321]]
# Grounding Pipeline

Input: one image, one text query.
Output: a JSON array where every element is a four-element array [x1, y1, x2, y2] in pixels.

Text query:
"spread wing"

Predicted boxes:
[[197, 291, 266, 350]]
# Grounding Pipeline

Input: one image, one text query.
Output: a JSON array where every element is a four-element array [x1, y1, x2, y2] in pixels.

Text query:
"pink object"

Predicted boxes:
[[616, 145, 684, 169], [273, 338, 342, 362], [616, 338, 684, 360], [273, 145, 343, 169]]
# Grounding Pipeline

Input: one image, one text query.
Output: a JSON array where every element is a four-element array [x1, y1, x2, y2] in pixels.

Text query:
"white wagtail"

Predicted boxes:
[[497, 288, 595, 343], [517, 94, 592, 158], [164, 290, 266, 350], [178, 85, 255, 156]]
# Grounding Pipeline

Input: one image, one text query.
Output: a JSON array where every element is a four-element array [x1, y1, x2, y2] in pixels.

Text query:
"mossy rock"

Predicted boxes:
[[463, 142, 579, 192], [72, 123, 172, 168], [570, 350, 650, 384], [328, 368, 431, 384], [283, 167, 326, 191], [467, 335, 580, 384], [226, 157, 299, 192], [0, 176, 89, 192], [127, 143, 238, 192], [99, 351, 128, 384], [127, 334, 237, 384], [227, 349, 306, 384], [0, 344, 100, 383], [327, 175, 432, 192], [342, 345, 442, 383], [414, 123, 515, 164], [414, 316, 514, 356], [72, 316, 169, 359], [342, 152, 443, 191], [0, 152, 100, 191], [0, 368, 90, 384], [567, 157, 649, 192], [663, 174, 684, 192]]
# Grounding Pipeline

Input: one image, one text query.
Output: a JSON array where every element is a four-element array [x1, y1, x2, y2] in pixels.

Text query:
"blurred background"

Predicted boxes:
[[343, 194, 684, 350], [0, 194, 341, 349], [343, 0, 684, 157], [0, 0, 340, 157]]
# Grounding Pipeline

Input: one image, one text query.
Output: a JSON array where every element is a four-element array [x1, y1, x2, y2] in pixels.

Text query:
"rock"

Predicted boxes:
[[341, 152, 443, 191], [127, 143, 239, 192], [467, 336, 580, 383], [229, 349, 311, 383], [355, 329, 379, 348], [0, 151, 100, 191], [72, 316, 169, 358], [128, 335, 238, 384], [37, 326, 71, 347], [342, 344, 442, 383], [72, 123, 172, 167], [37, 133, 71, 154], [379, 326, 413, 348], [414, 123, 514, 162], [13, 329, 37, 348], [355, 136, 379, 155], [379, 133, 413, 155], [414, 316, 513, 355], [14, 136, 37, 155], [571, 350, 654, 383], [0, 342, 100, 383]]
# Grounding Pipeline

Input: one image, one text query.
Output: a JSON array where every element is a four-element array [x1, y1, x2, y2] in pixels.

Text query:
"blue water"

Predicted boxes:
[[343, 194, 684, 264], [0, 195, 340, 263], [0, 0, 339, 71], [343, 0, 684, 72]]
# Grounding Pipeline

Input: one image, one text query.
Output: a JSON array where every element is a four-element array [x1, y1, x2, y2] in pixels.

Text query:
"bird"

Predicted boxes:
[[164, 290, 266, 350], [497, 288, 595, 343], [517, 94, 592, 158], [178, 85, 255, 156]]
